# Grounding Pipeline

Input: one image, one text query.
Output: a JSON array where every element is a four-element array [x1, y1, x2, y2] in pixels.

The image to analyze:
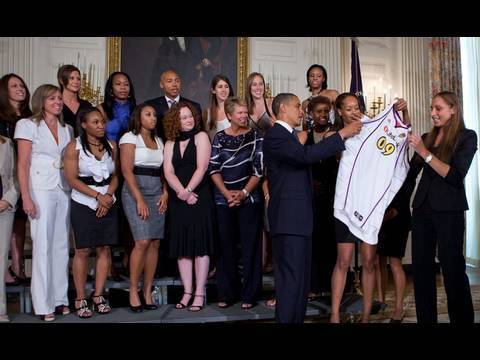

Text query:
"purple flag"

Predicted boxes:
[[349, 38, 366, 113]]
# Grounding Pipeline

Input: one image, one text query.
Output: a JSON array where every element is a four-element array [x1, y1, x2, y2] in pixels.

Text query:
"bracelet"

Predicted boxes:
[[186, 187, 193, 193], [95, 192, 100, 200], [242, 189, 250, 197], [424, 153, 433, 164]]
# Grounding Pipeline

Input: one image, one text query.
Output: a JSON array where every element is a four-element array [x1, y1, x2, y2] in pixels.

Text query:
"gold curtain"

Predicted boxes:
[[427, 37, 462, 100]]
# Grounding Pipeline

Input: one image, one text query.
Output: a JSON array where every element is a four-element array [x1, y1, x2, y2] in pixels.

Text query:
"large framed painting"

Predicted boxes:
[[107, 37, 249, 108]]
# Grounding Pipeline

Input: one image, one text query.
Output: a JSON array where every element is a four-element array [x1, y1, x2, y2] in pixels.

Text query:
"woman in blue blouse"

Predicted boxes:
[[98, 72, 136, 143], [97, 71, 137, 277], [209, 97, 263, 309]]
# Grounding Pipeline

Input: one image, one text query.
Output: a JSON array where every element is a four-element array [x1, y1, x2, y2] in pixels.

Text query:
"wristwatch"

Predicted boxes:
[[424, 153, 433, 164], [242, 189, 250, 197], [186, 187, 193, 193]]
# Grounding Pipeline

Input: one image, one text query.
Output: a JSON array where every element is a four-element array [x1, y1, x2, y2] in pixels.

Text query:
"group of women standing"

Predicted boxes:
[[0, 60, 476, 324]]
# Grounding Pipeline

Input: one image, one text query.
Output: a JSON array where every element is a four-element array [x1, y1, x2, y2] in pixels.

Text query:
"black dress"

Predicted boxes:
[[168, 135, 216, 257], [62, 99, 92, 136], [307, 130, 339, 293]]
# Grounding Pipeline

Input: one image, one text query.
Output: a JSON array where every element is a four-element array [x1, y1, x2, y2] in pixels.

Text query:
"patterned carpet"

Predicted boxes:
[[368, 284, 480, 323]]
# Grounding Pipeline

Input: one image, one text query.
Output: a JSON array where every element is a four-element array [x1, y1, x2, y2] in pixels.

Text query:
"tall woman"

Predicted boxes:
[[57, 64, 92, 136], [245, 72, 275, 274], [163, 102, 216, 312], [63, 107, 119, 318], [0, 73, 32, 286], [120, 104, 168, 312], [301, 64, 339, 130], [405, 91, 477, 323], [203, 74, 234, 141], [98, 71, 136, 143], [15, 84, 73, 321]]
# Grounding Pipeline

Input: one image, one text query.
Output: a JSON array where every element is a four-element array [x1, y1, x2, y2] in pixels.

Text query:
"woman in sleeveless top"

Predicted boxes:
[[64, 106, 119, 318], [163, 101, 216, 312], [203, 74, 234, 142], [57, 64, 92, 136], [301, 64, 339, 130], [120, 104, 168, 312], [245, 72, 274, 137], [245, 72, 275, 277]]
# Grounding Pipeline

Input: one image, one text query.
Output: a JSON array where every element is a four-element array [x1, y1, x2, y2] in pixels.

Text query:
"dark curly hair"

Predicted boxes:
[[163, 101, 202, 142]]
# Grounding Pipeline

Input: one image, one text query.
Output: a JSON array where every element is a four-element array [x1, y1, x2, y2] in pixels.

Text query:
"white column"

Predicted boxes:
[[401, 37, 431, 135], [0, 37, 34, 87]]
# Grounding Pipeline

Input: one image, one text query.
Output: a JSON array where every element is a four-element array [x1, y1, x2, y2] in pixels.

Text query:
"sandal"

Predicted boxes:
[[188, 295, 205, 312], [241, 303, 256, 310], [91, 294, 111, 314], [75, 299, 93, 319], [218, 301, 232, 309], [265, 297, 276, 307], [175, 292, 193, 309], [40, 313, 55, 322], [55, 304, 71, 315]]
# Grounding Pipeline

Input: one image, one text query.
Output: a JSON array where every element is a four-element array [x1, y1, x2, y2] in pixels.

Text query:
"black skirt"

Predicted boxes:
[[70, 199, 119, 249]]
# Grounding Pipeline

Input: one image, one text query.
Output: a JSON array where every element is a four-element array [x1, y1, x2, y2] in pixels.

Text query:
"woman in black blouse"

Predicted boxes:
[[0, 73, 32, 286], [57, 65, 92, 136], [209, 97, 264, 309]]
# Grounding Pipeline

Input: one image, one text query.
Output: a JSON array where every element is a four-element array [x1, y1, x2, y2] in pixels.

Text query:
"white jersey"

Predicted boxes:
[[334, 104, 410, 244]]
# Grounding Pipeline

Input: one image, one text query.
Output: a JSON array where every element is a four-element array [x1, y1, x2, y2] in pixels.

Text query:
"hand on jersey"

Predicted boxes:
[[339, 118, 363, 139], [408, 133, 428, 157], [393, 98, 408, 112], [383, 207, 399, 222]]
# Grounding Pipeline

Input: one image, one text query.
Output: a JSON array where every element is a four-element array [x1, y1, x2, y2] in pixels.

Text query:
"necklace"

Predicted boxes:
[[88, 141, 102, 147]]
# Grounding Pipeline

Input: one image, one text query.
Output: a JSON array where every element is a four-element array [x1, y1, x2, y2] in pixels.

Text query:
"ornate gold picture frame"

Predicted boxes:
[[106, 37, 249, 103]]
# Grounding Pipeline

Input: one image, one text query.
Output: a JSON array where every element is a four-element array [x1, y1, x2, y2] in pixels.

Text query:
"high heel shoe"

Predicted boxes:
[[141, 290, 158, 311], [91, 293, 111, 314], [129, 292, 143, 313], [175, 292, 193, 309], [188, 294, 206, 312]]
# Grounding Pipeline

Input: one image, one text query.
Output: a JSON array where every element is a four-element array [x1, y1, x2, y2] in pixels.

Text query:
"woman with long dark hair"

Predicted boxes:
[[404, 91, 477, 323], [57, 64, 92, 136], [0, 73, 32, 286], [203, 74, 234, 141]]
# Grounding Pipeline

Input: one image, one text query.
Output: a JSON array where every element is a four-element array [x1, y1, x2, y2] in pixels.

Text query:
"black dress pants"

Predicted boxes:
[[412, 210, 474, 324], [216, 203, 262, 304]]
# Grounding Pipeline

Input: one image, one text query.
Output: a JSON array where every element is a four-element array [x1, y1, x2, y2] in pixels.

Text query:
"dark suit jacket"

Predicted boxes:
[[403, 129, 477, 212], [145, 96, 202, 141], [263, 123, 345, 236]]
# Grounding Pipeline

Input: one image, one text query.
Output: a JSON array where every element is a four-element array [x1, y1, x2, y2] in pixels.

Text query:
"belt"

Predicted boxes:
[[78, 175, 112, 186], [133, 166, 161, 177]]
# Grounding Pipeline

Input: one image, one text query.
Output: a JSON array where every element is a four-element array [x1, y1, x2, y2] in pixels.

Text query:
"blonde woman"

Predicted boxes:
[[15, 84, 73, 321]]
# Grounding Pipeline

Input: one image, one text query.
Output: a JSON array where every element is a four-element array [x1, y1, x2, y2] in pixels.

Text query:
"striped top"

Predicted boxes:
[[209, 128, 264, 205]]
